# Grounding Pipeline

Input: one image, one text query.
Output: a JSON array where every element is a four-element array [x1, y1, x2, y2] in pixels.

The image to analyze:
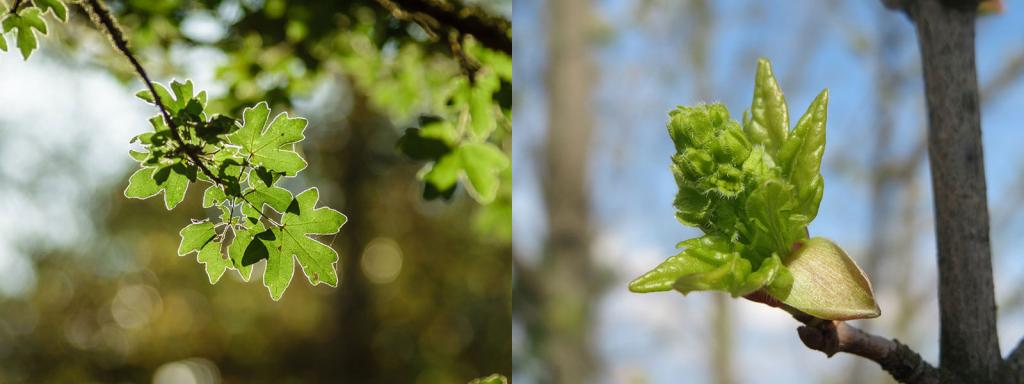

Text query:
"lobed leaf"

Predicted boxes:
[[124, 79, 345, 300], [3, 7, 47, 59], [124, 164, 193, 209], [258, 188, 347, 300], [228, 102, 308, 176], [34, 0, 67, 22], [177, 221, 231, 284]]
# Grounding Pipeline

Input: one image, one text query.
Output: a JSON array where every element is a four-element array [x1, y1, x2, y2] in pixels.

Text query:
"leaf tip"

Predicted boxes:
[[627, 273, 670, 293]]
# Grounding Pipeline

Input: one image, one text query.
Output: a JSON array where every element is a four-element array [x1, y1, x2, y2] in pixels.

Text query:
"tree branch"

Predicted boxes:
[[83, 0, 233, 190], [6, 0, 24, 15], [744, 292, 938, 383], [377, 0, 511, 54], [1004, 339, 1024, 383], [795, 316, 939, 384], [83, 0, 284, 227]]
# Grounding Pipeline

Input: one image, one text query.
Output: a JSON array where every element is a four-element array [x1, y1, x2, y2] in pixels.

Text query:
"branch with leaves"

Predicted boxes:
[[0, 0, 66, 58], [81, 0, 346, 301], [375, 0, 511, 55], [2, 0, 514, 297]]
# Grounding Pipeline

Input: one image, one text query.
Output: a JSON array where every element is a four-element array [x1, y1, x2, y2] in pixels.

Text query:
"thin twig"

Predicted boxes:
[[84, 0, 288, 232], [745, 293, 940, 383], [375, 0, 511, 54], [82, 0, 227, 187], [447, 30, 480, 80], [1004, 340, 1024, 383], [6, 0, 24, 15], [375, 0, 484, 81], [743, 291, 938, 383], [795, 316, 939, 384]]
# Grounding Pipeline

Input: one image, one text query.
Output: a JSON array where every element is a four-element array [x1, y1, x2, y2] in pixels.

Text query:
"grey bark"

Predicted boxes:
[[906, 0, 1001, 381]]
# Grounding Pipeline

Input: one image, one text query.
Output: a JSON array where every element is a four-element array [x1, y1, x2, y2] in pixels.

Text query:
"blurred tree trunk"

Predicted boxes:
[[537, 0, 599, 382], [330, 91, 382, 382]]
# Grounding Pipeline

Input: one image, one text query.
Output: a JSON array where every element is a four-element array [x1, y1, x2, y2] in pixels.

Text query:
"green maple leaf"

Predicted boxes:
[[202, 185, 228, 208], [228, 223, 267, 282], [241, 168, 292, 217], [136, 80, 207, 116], [34, 0, 67, 22], [467, 70, 501, 140], [423, 142, 510, 204], [252, 188, 346, 300], [227, 102, 307, 176], [124, 162, 195, 209], [178, 221, 232, 284], [119, 77, 347, 300], [2, 7, 48, 59]]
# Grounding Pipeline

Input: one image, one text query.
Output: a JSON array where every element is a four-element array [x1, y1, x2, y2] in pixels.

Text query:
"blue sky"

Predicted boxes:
[[513, 1, 1024, 382]]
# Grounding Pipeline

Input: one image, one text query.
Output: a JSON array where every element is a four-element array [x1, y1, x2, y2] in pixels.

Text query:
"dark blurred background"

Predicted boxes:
[[512, 0, 1024, 383], [0, 1, 511, 383]]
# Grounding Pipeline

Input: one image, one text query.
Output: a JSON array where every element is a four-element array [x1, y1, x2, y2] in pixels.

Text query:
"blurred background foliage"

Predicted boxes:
[[0, 0, 510, 382]]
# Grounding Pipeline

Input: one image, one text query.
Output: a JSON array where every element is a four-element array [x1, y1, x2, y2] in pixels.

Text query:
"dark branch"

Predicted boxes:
[[795, 315, 939, 383], [82, 0, 226, 187], [377, 0, 511, 55], [743, 293, 939, 383], [6, 0, 24, 15], [1004, 340, 1024, 383]]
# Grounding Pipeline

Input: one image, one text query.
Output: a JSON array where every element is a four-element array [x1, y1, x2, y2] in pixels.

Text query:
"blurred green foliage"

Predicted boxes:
[[0, 0, 510, 382]]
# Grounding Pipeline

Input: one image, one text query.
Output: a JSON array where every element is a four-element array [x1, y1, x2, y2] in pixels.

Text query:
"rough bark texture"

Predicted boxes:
[[1004, 341, 1024, 383], [538, 0, 598, 382], [744, 292, 939, 384], [796, 317, 939, 384], [907, 0, 1001, 382]]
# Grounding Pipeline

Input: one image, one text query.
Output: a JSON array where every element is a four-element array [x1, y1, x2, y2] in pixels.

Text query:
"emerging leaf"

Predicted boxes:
[[629, 236, 792, 298], [777, 237, 880, 320], [745, 58, 790, 154], [632, 59, 878, 321], [746, 58, 789, 154], [777, 89, 828, 222]]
